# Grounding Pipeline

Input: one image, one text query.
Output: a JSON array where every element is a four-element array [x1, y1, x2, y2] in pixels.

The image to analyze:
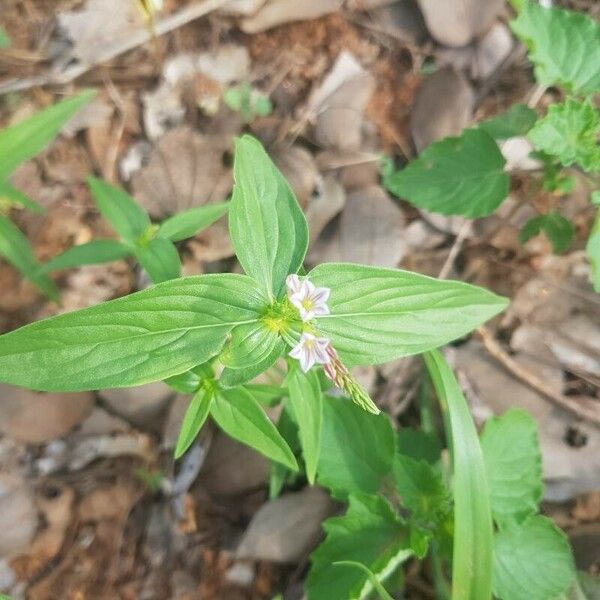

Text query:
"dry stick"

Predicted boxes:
[[0, 0, 233, 95], [477, 325, 600, 426]]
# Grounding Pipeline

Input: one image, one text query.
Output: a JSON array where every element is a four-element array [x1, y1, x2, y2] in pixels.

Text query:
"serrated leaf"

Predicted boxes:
[[134, 236, 181, 283], [286, 366, 323, 484], [174, 385, 213, 458], [481, 409, 543, 527], [0, 214, 58, 301], [229, 135, 308, 299], [310, 263, 508, 367], [317, 396, 394, 500], [42, 239, 132, 272], [0, 274, 265, 391], [519, 212, 574, 254], [211, 386, 298, 471], [333, 562, 395, 600], [396, 428, 441, 464], [158, 201, 229, 242], [424, 350, 493, 600], [479, 104, 538, 139], [494, 515, 575, 600], [88, 177, 150, 243], [511, 1, 600, 94], [0, 181, 43, 213], [587, 209, 600, 292], [393, 454, 451, 526], [385, 128, 508, 218], [0, 90, 94, 180], [307, 493, 410, 600], [528, 98, 600, 173]]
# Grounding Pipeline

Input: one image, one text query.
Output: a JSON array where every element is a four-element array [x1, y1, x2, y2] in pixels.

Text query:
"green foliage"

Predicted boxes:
[[134, 235, 181, 283], [0, 274, 265, 391], [41, 240, 131, 272], [493, 516, 575, 600], [317, 397, 395, 500], [0, 181, 43, 213], [224, 84, 273, 122], [157, 202, 229, 242], [0, 26, 10, 49], [424, 350, 493, 600], [0, 90, 95, 181], [211, 387, 298, 470], [479, 104, 538, 139], [307, 494, 411, 600], [385, 128, 508, 218], [229, 135, 308, 299], [175, 385, 214, 458], [528, 98, 600, 172], [286, 366, 323, 484], [396, 428, 441, 464], [310, 263, 508, 366], [332, 562, 395, 600], [519, 212, 574, 254], [511, 1, 600, 94], [587, 210, 600, 292], [480, 409, 543, 527], [0, 214, 58, 301]]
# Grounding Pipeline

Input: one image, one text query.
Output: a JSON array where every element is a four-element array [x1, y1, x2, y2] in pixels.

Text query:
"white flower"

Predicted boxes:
[[286, 274, 330, 322], [289, 333, 331, 373]]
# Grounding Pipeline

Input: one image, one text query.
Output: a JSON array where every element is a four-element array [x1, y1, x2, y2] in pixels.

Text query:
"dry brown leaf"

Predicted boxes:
[[0, 474, 38, 559]]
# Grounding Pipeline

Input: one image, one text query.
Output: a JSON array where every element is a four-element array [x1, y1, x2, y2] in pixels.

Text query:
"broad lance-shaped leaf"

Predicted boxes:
[[306, 493, 411, 600], [385, 128, 508, 218], [310, 263, 508, 367], [88, 177, 150, 244], [0, 90, 95, 180], [158, 202, 229, 242], [317, 396, 395, 500], [0, 214, 58, 301], [175, 385, 214, 458], [424, 350, 493, 600], [528, 98, 600, 173], [0, 181, 43, 213], [41, 239, 132, 272], [133, 236, 181, 283], [510, 1, 600, 94], [211, 386, 298, 470], [286, 366, 323, 485], [493, 515, 575, 600], [229, 135, 308, 299], [0, 274, 267, 391], [481, 409, 543, 527]]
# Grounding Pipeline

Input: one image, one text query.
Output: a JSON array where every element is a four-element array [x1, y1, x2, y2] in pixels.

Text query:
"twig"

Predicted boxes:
[[0, 0, 233, 95], [438, 220, 471, 279], [477, 325, 600, 426]]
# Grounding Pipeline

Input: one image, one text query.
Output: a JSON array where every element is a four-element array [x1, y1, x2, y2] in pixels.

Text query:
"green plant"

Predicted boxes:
[[0, 134, 577, 599], [223, 83, 273, 122], [384, 0, 600, 290], [41, 177, 229, 284], [0, 91, 94, 299]]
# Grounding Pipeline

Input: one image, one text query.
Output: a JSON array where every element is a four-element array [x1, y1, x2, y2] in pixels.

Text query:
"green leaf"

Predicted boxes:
[[88, 177, 151, 243], [0, 90, 95, 180], [0, 26, 10, 49], [385, 128, 508, 218], [211, 386, 298, 470], [269, 400, 300, 499], [481, 409, 543, 527], [396, 428, 441, 464], [158, 202, 229, 242], [317, 396, 394, 500], [493, 516, 575, 600], [286, 366, 323, 484], [42, 239, 132, 272], [393, 454, 451, 526], [0, 274, 265, 391], [174, 385, 214, 458], [479, 104, 538, 139], [528, 98, 600, 172], [519, 212, 574, 254], [424, 350, 493, 600], [0, 181, 43, 213], [310, 263, 508, 367], [245, 383, 287, 407], [229, 135, 308, 299], [307, 493, 411, 600], [510, 1, 600, 94], [587, 209, 600, 292], [134, 236, 181, 283], [0, 214, 58, 301], [332, 562, 395, 600]]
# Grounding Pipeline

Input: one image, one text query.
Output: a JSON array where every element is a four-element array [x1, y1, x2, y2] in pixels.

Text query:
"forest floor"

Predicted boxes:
[[0, 0, 599, 598]]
